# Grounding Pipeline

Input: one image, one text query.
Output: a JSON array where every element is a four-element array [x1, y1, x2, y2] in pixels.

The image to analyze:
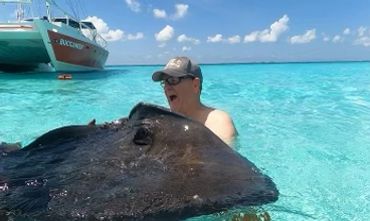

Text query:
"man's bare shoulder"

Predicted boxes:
[[204, 109, 236, 146], [208, 109, 233, 121]]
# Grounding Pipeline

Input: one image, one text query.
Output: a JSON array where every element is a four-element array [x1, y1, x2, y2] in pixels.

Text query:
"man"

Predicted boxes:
[[152, 56, 236, 146]]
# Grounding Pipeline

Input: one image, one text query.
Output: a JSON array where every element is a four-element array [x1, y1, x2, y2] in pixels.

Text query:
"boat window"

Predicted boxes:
[[68, 19, 80, 29], [81, 21, 96, 30], [53, 18, 80, 29], [54, 18, 67, 24]]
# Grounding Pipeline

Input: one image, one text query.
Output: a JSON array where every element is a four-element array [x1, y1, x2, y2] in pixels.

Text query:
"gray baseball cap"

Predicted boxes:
[[152, 56, 203, 83]]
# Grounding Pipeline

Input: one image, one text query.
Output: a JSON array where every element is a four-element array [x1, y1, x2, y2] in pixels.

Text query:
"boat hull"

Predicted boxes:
[[0, 19, 109, 72], [0, 24, 50, 67], [47, 30, 108, 71]]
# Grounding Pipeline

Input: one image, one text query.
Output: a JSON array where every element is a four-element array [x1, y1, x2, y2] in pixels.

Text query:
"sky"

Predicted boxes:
[[1, 0, 370, 65]]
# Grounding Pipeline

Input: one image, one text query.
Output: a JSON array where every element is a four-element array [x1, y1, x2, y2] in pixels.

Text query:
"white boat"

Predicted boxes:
[[0, 0, 109, 72]]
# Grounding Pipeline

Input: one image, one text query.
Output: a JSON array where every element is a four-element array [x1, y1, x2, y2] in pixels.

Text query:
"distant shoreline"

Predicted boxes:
[[107, 60, 370, 67]]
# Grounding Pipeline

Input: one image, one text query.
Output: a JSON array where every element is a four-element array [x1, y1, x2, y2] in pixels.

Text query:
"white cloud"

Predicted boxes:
[[102, 30, 124, 41], [290, 29, 316, 44], [355, 36, 370, 47], [261, 14, 289, 42], [155, 25, 175, 42], [182, 46, 191, 51], [322, 33, 330, 42], [84, 16, 124, 42], [227, 35, 241, 44], [125, 0, 141, 12], [153, 9, 167, 18], [343, 28, 350, 35], [154, 4, 188, 20], [332, 35, 342, 43], [358, 26, 367, 37], [85, 16, 109, 33], [172, 4, 188, 19], [177, 34, 200, 44], [206, 34, 241, 44], [207, 34, 223, 43], [244, 31, 259, 43], [127, 32, 144, 40], [243, 14, 289, 43], [355, 26, 370, 47]]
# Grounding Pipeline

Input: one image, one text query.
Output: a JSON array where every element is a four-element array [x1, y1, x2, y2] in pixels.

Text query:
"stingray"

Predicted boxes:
[[0, 103, 278, 220]]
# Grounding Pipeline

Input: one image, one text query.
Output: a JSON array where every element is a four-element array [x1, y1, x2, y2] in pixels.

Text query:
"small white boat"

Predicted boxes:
[[0, 0, 109, 72]]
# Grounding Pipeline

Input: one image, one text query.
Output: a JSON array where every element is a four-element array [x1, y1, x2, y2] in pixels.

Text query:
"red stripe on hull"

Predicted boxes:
[[0, 26, 33, 29], [48, 30, 108, 69]]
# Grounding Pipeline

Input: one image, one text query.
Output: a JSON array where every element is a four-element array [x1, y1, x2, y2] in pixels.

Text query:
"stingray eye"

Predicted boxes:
[[133, 127, 152, 145]]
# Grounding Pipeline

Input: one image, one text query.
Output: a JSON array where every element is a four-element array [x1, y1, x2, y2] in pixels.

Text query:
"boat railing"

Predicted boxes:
[[0, 0, 32, 22], [50, 16, 107, 48], [79, 21, 107, 48], [45, 0, 108, 48]]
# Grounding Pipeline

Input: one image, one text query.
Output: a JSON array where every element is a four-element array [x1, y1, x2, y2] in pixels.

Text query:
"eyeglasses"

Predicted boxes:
[[160, 76, 194, 87]]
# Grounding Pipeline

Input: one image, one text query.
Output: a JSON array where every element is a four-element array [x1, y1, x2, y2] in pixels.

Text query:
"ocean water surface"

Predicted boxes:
[[1, 62, 370, 220]]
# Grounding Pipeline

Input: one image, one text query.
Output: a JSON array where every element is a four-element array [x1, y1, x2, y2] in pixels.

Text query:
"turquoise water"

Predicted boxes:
[[1, 62, 370, 220]]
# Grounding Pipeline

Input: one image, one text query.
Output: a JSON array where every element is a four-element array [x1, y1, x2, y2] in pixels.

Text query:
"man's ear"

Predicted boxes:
[[192, 77, 201, 94]]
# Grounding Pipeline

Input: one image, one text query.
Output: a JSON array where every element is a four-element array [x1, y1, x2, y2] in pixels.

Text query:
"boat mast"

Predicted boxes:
[[45, 0, 52, 21]]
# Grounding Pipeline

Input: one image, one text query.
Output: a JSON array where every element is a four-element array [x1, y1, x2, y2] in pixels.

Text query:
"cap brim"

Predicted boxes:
[[152, 69, 189, 81]]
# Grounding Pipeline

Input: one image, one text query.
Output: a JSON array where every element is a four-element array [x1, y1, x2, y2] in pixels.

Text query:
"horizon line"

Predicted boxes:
[[106, 59, 370, 67]]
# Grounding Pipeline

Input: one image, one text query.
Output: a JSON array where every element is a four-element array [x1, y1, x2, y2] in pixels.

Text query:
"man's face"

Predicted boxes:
[[162, 76, 196, 113]]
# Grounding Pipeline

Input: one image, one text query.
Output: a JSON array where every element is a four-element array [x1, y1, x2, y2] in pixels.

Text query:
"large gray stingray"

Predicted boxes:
[[0, 103, 278, 220]]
